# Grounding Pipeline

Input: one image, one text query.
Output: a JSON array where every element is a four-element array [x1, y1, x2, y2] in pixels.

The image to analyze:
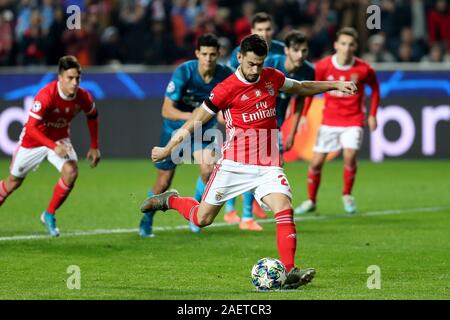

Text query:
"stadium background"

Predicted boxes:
[[0, 0, 449, 301], [0, 0, 449, 162], [1, 68, 449, 161]]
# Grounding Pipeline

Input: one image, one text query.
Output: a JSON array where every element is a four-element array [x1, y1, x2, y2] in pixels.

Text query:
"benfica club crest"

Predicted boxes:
[[215, 191, 224, 201], [265, 82, 274, 96], [350, 73, 359, 83]]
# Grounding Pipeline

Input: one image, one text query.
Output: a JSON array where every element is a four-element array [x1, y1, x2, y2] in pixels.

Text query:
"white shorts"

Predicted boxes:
[[10, 138, 78, 178], [202, 160, 292, 211], [313, 125, 364, 153]]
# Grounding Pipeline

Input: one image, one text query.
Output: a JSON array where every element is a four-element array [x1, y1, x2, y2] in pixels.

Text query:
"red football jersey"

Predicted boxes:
[[314, 55, 379, 127], [203, 67, 286, 166], [20, 81, 95, 148]]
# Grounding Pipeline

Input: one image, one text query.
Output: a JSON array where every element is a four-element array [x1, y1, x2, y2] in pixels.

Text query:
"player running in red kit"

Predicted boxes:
[[140, 34, 357, 289], [0, 55, 100, 237], [295, 27, 380, 215]]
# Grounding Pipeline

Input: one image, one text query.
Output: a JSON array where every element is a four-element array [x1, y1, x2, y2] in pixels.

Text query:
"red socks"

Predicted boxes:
[[307, 169, 321, 203], [47, 178, 73, 214], [307, 164, 357, 201], [168, 196, 200, 226], [343, 165, 357, 195], [275, 209, 296, 273], [0, 181, 9, 206]]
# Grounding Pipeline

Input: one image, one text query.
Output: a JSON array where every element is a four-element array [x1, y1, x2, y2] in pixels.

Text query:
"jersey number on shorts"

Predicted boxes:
[[278, 174, 289, 186]]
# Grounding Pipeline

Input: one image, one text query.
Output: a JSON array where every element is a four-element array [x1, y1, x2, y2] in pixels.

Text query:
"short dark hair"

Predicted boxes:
[[197, 33, 220, 50], [240, 34, 268, 57], [285, 30, 308, 48], [58, 55, 81, 74], [251, 12, 273, 28], [336, 27, 358, 41]]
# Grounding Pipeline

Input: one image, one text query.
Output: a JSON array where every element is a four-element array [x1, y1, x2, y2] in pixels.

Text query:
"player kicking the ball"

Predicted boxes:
[[141, 34, 356, 289], [294, 27, 380, 215], [0, 56, 100, 237]]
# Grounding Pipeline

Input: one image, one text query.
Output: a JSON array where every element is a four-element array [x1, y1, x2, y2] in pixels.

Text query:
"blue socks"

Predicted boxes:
[[224, 192, 254, 219], [225, 198, 236, 213], [242, 191, 254, 220]]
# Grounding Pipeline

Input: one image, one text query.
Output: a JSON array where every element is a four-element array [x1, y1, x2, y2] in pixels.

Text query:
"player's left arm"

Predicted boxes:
[[84, 99, 101, 168], [367, 67, 380, 132], [151, 107, 213, 163], [282, 78, 357, 96]]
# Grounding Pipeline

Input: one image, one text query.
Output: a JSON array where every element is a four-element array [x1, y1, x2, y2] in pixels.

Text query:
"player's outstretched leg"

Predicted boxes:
[[190, 176, 205, 233], [141, 190, 221, 229], [43, 161, 77, 237], [262, 192, 316, 289]]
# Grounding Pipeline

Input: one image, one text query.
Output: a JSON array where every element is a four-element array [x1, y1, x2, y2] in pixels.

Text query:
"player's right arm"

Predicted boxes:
[[366, 66, 380, 132], [161, 97, 191, 121], [151, 107, 213, 162], [152, 83, 229, 163]]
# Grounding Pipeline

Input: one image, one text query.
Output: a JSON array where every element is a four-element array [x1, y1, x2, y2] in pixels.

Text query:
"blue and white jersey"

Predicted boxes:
[[156, 60, 233, 170], [227, 39, 285, 70], [165, 59, 233, 128], [264, 54, 315, 127]]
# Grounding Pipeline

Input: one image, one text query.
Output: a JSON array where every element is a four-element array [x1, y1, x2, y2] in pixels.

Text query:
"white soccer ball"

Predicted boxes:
[[251, 257, 287, 291]]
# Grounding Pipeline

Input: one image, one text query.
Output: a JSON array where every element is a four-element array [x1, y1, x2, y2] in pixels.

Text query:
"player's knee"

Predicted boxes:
[[270, 198, 292, 213], [7, 176, 24, 191], [310, 162, 323, 172], [344, 157, 357, 168], [62, 163, 78, 184], [273, 203, 292, 213], [197, 215, 214, 227]]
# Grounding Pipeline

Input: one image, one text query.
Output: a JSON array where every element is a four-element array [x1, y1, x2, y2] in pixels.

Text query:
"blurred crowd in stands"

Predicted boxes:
[[0, 0, 449, 67]]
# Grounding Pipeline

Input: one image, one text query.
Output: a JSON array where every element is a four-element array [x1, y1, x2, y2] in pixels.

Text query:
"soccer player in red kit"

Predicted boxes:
[[140, 34, 356, 289], [294, 27, 380, 215], [0, 56, 100, 237]]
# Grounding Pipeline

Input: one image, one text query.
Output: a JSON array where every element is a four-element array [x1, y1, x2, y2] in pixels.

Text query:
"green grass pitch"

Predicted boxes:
[[0, 159, 449, 299]]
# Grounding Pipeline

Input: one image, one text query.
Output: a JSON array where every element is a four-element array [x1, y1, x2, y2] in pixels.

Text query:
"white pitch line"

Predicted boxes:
[[0, 206, 449, 242]]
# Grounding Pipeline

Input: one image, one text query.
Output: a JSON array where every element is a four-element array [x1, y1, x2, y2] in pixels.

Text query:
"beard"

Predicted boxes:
[[243, 72, 259, 82]]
